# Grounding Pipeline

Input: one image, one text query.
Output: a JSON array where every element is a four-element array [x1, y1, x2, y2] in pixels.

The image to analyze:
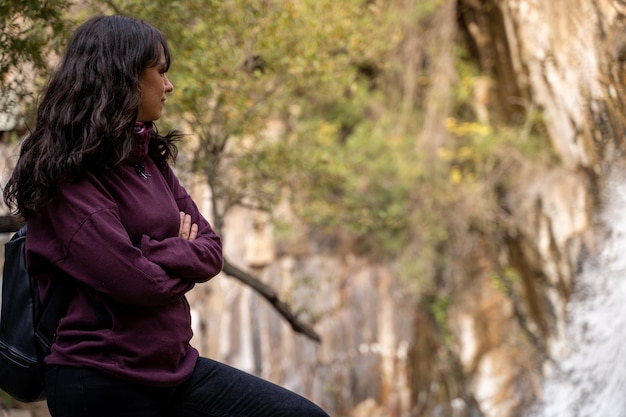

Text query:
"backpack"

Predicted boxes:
[[0, 225, 72, 402]]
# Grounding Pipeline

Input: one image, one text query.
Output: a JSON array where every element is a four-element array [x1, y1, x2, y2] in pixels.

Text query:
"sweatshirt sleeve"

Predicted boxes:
[[139, 165, 224, 282], [55, 208, 195, 307]]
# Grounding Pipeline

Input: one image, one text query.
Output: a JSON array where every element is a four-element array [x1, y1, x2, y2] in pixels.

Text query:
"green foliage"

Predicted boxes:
[[95, 0, 399, 242], [0, 0, 561, 323], [288, 116, 418, 257], [491, 267, 520, 293], [425, 293, 453, 344], [0, 0, 72, 115], [80, 0, 555, 290]]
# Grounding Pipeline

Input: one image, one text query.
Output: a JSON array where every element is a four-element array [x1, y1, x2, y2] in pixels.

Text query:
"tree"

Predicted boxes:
[[0, 0, 72, 117], [0, 0, 73, 232], [90, 0, 396, 342]]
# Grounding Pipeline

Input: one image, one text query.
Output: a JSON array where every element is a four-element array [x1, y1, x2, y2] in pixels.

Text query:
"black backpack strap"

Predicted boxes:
[[15, 223, 75, 352], [13, 224, 27, 238], [35, 276, 74, 350]]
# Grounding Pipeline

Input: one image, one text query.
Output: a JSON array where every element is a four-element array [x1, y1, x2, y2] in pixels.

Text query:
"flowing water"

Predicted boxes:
[[529, 174, 626, 416]]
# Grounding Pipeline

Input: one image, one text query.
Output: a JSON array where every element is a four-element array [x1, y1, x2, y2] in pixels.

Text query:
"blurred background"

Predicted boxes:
[[3, 1, 626, 416]]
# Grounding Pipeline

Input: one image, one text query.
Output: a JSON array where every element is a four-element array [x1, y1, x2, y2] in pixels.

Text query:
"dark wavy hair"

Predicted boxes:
[[3, 15, 180, 218]]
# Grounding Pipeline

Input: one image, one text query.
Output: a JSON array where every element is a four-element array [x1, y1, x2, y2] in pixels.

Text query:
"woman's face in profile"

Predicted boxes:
[[137, 50, 174, 122]]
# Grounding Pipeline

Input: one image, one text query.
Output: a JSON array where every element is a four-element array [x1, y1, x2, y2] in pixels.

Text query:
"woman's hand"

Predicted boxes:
[[179, 211, 198, 241]]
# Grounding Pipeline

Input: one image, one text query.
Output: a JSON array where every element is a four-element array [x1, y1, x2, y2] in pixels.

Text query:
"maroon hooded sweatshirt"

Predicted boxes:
[[25, 124, 223, 387]]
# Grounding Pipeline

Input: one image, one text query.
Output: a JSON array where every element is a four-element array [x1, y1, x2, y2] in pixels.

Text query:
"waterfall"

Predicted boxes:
[[530, 174, 626, 416]]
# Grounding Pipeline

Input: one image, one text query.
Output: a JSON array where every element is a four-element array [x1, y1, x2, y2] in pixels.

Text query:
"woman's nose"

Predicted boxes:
[[165, 75, 174, 93]]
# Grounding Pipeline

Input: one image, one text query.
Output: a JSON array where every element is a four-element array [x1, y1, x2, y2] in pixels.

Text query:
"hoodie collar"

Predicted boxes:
[[129, 121, 153, 163]]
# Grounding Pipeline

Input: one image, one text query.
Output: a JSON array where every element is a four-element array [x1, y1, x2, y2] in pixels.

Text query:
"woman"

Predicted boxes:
[[3, 15, 329, 417]]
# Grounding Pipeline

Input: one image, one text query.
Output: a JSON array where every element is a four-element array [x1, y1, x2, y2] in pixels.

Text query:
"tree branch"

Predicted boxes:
[[0, 215, 322, 342], [222, 258, 322, 343], [0, 215, 24, 234]]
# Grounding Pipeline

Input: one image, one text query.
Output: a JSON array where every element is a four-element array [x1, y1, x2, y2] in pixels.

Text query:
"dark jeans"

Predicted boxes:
[[46, 357, 330, 417]]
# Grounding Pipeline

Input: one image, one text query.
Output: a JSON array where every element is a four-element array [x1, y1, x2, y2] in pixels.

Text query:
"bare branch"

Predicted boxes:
[[222, 258, 322, 343], [0, 215, 25, 234]]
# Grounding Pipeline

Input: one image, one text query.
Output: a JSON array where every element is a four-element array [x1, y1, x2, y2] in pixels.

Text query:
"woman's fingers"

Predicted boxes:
[[180, 212, 191, 239], [189, 223, 198, 241], [178, 212, 185, 237], [179, 212, 197, 241]]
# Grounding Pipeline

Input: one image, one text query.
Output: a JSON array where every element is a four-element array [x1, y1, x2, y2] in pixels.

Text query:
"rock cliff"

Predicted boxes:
[[186, 2, 626, 417]]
